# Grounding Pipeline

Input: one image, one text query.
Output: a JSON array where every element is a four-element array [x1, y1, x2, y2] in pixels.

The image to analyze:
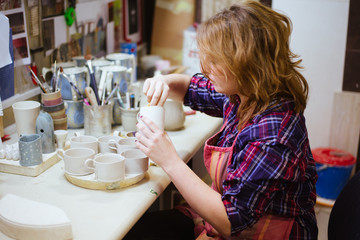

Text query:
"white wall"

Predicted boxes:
[[272, 0, 350, 149]]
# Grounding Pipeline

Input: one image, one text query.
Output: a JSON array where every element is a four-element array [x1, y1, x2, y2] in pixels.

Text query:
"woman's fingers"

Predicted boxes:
[[142, 76, 169, 106], [145, 81, 156, 104], [134, 137, 149, 156], [138, 115, 161, 133], [142, 78, 150, 94], [158, 83, 169, 106]]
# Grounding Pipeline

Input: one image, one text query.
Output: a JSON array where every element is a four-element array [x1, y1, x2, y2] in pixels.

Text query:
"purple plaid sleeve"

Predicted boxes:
[[183, 74, 226, 118]]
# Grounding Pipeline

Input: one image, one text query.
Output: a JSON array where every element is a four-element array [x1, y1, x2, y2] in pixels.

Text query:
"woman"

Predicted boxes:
[[125, 1, 318, 239]]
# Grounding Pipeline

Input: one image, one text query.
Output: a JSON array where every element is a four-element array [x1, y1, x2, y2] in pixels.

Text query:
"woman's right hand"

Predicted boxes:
[[142, 75, 170, 106]]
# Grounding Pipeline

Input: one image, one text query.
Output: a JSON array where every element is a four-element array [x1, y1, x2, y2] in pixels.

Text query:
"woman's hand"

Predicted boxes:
[[142, 75, 169, 106], [135, 116, 179, 169]]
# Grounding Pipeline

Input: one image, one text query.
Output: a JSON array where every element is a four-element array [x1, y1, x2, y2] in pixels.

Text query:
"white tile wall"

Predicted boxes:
[[272, 0, 350, 149]]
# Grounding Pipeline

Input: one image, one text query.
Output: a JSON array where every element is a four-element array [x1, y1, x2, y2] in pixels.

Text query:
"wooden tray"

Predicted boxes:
[[64, 172, 146, 190], [0, 152, 60, 177]]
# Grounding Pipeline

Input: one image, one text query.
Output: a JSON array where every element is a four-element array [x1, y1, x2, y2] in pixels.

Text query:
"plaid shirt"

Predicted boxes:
[[184, 74, 318, 239]]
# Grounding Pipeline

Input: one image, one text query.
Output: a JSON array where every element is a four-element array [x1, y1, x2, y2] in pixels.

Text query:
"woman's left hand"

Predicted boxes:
[[135, 116, 179, 169]]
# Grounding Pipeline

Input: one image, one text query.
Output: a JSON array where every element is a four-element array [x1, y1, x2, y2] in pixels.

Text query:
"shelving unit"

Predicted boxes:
[[2, 87, 40, 109]]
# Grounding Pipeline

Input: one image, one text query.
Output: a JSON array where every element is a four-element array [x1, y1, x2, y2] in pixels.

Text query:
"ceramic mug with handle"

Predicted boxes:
[[57, 147, 96, 175], [70, 132, 99, 154], [85, 153, 125, 182], [120, 149, 149, 175], [137, 105, 165, 131], [108, 137, 137, 154]]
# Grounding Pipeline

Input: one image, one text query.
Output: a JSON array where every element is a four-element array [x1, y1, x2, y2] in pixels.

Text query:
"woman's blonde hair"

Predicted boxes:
[[197, 0, 308, 129]]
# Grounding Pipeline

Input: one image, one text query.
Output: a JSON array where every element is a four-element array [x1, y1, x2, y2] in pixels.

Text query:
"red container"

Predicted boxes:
[[313, 148, 356, 200]]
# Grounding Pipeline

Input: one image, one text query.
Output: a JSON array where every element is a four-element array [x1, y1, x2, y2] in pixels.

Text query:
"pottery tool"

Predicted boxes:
[[28, 66, 47, 93], [116, 91, 125, 108], [126, 92, 130, 109], [104, 84, 120, 105], [51, 61, 57, 92], [100, 85, 106, 106], [85, 86, 99, 106], [53, 66, 60, 92], [69, 75, 78, 101], [0, 194, 73, 240], [97, 70, 107, 99], [130, 94, 135, 109], [39, 75, 51, 92], [105, 71, 113, 96], [84, 54, 100, 105]]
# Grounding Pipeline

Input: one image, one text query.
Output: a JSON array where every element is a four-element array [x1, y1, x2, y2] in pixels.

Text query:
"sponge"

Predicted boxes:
[[0, 194, 73, 240]]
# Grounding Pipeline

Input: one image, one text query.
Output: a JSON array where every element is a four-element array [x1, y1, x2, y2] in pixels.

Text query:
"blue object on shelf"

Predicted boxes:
[[0, 28, 14, 101]]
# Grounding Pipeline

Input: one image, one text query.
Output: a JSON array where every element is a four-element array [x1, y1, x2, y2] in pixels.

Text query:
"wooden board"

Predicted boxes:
[[0, 152, 60, 177], [329, 91, 360, 158], [64, 172, 146, 190]]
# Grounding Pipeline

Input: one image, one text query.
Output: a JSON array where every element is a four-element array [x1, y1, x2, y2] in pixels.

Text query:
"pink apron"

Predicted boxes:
[[177, 122, 295, 240]]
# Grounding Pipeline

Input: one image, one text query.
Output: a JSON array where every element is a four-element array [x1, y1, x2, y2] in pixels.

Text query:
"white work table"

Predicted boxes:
[[0, 111, 222, 240]]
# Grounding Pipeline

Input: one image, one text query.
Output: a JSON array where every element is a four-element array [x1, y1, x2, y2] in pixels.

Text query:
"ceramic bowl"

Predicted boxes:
[[53, 116, 67, 130], [42, 102, 65, 113]]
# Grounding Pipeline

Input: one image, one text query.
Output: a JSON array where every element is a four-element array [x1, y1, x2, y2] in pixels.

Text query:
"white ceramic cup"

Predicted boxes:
[[120, 107, 139, 132], [57, 148, 96, 175], [12, 101, 41, 136], [54, 130, 68, 149], [70, 133, 99, 154], [163, 99, 185, 131], [18, 134, 43, 166], [137, 106, 165, 131], [98, 135, 122, 154], [85, 153, 125, 182], [108, 137, 137, 154], [121, 149, 149, 175]]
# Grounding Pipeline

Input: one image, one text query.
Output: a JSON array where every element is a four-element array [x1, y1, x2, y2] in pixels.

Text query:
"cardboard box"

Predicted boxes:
[[151, 0, 195, 66]]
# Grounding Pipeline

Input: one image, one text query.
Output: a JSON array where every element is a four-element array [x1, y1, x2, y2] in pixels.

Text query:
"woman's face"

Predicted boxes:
[[206, 63, 239, 95]]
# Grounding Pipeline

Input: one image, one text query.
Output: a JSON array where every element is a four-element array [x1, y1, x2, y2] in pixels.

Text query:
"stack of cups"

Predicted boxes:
[[41, 88, 67, 130]]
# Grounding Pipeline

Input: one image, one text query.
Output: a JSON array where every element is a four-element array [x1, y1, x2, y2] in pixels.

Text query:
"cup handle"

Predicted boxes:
[[57, 149, 65, 160], [85, 159, 95, 170], [108, 139, 117, 151], [136, 112, 141, 121], [74, 132, 81, 137]]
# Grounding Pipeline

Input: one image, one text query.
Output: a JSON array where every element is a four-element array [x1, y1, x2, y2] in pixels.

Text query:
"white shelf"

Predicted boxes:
[[2, 88, 41, 109]]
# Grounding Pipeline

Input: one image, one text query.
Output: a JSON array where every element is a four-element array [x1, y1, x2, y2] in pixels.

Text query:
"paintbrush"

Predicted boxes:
[[59, 67, 90, 105], [51, 61, 57, 92], [116, 91, 125, 108], [28, 66, 47, 93], [84, 54, 100, 105], [39, 75, 51, 92], [104, 84, 120, 105]]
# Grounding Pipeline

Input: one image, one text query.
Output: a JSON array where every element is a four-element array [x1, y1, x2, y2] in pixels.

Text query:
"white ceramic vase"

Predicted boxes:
[[164, 99, 185, 131]]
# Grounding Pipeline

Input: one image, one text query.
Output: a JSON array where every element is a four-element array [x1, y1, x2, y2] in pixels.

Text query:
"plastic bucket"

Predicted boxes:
[[313, 148, 356, 200]]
